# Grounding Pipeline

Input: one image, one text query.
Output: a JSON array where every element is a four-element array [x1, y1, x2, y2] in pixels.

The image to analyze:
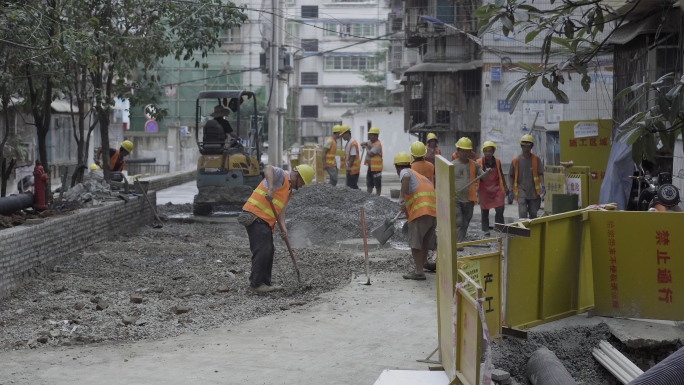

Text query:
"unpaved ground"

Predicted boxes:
[[492, 323, 682, 384]]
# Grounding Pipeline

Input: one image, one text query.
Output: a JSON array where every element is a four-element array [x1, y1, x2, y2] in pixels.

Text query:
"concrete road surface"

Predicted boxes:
[[0, 273, 438, 385]]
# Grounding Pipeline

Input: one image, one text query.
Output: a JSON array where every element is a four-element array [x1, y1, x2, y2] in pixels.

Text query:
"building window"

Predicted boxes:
[[324, 56, 377, 70], [286, 21, 299, 38], [301, 105, 319, 118], [301, 5, 318, 18], [324, 23, 377, 37], [324, 88, 382, 104], [301, 72, 319, 85], [302, 39, 319, 52]]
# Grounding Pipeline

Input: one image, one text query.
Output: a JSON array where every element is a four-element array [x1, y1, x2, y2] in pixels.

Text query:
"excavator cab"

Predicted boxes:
[[193, 90, 264, 215]]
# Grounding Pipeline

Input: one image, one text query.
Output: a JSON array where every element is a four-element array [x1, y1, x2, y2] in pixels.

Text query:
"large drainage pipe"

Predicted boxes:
[[628, 347, 684, 385], [527, 347, 577, 385], [0, 193, 34, 215]]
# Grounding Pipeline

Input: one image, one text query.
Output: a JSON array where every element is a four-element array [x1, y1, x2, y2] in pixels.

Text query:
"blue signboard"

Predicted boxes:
[[497, 100, 510, 112], [144, 120, 158, 133], [491, 66, 501, 82]]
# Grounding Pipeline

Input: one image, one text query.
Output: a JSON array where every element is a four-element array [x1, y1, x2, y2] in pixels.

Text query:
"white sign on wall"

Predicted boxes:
[[546, 101, 563, 124], [523, 100, 546, 129], [574, 122, 599, 138], [566, 177, 582, 207]]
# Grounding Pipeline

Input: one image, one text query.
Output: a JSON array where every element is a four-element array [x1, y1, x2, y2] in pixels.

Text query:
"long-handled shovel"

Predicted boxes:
[[135, 178, 163, 229], [359, 207, 371, 285], [269, 201, 302, 284], [456, 169, 492, 195], [371, 211, 402, 246]]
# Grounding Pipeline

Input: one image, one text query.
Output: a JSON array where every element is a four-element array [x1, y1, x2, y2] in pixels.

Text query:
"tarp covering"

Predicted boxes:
[[599, 138, 633, 210]]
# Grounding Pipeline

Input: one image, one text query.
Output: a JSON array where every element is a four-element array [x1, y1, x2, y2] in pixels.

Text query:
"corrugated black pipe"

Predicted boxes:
[[527, 347, 577, 385], [628, 347, 684, 385], [0, 193, 34, 215]]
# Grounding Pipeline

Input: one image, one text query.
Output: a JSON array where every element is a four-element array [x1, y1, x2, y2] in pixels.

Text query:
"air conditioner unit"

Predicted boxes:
[[259, 52, 269, 73], [279, 51, 293, 73]]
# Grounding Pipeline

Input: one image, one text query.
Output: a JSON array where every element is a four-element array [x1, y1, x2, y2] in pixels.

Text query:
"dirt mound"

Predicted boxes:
[[285, 184, 406, 247]]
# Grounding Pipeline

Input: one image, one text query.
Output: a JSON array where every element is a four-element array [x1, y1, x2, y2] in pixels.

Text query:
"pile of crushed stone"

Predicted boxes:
[[0, 220, 412, 351], [491, 323, 682, 384], [285, 183, 407, 246]]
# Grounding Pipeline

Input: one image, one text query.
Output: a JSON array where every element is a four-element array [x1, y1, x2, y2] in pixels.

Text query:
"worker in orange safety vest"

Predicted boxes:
[[322, 125, 343, 186], [509, 134, 545, 219], [361, 126, 383, 196]]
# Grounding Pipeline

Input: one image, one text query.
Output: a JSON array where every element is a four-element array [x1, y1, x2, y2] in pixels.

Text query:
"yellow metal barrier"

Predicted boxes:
[[544, 166, 566, 213], [435, 155, 459, 381], [589, 211, 684, 320], [453, 278, 483, 385], [503, 206, 607, 331]]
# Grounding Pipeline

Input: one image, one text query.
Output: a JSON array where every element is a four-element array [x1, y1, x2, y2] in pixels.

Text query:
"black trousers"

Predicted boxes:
[[346, 173, 360, 189], [481, 205, 505, 231], [246, 219, 274, 287]]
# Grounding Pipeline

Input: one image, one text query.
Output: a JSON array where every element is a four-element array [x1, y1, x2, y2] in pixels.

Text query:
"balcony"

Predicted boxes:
[[387, 11, 404, 33]]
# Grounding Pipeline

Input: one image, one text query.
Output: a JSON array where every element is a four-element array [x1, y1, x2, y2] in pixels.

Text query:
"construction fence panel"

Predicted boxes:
[[435, 155, 458, 381], [457, 242, 502, 339], [454, 286, 482, 385], [589, 211, 684, 320], [543, 166, 566, 213], [565, 166, 590, 209], [505, 209, 595, 331]]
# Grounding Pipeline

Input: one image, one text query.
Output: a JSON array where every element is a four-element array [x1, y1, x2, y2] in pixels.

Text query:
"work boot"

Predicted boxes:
[[423, 261, 437, 272], [402, 272, 426, 280]]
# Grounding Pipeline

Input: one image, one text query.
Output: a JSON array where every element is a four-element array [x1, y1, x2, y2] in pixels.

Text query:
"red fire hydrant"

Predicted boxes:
[[33, 160, 48, 211]]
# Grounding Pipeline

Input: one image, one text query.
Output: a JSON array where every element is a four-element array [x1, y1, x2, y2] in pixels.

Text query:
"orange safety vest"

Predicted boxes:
[[365, 141, 383, 172], [325, 136, 337, 168], [512, 154, 542, 200], [411, 160, 434, 184], [106, 149, 126, 172], [476, 157, 505, 193], [452, 151, 478, 161], [404, 169, 437, 222], [347, 139, 361, 175], [456, 159, 478, 202], [243, 172, 292, 230]]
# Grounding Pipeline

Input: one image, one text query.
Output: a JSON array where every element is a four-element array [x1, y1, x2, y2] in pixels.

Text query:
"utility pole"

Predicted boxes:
[[267, 0, 281, 167], [277, 0, 286, 165]]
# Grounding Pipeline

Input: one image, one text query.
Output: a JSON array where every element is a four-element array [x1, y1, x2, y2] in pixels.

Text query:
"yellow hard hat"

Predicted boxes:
[[426, 133, 438, 142], [89, 164, 100, 171], [520, 134, 534, 145], [455, 137, 473, 150], [410, 141, 427, 157], [333, 125, 344, 134], [394, 152, 412, 165], [295, 164, 314, 186], [121, 140, 134, 153], [368, 126, 380, 135], [339, 125, 351, 135], [481, 141, 497, 151]]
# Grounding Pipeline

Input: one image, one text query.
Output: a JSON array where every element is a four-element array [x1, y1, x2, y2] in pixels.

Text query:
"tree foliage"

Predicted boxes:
[[474, 0, 682, 160]]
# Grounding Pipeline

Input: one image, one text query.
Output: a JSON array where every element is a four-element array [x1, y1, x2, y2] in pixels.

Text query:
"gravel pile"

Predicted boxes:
[[492, 323, 681, 384], [286, 184, 407, 246], [0, 219, 412, 351]]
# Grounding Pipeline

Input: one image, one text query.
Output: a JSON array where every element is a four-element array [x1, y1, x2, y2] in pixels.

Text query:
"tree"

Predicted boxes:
[[474, 0, 682, 161], [77, 0, 247, 181]]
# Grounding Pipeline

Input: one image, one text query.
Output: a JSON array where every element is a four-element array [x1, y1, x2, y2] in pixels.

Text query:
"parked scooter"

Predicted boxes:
[[629, 172, 682, 212]]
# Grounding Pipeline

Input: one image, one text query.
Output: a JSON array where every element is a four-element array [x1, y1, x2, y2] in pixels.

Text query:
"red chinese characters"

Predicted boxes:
[[607, 221, 619, 309], [656, 230, 673, 304]]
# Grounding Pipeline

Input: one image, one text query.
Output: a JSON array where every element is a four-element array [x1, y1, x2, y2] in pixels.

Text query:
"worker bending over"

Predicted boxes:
[[95, 140, 133, 172]]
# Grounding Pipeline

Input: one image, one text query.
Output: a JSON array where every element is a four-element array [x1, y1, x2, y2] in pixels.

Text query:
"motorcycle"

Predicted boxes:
[[629, 172, 682, 212]]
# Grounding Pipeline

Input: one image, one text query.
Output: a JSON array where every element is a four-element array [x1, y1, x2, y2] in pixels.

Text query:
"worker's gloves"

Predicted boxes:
[[541, 186, 546, 198], [508, 191, 514, 203]]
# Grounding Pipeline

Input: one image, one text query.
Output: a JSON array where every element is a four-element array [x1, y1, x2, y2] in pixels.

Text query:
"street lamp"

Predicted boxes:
[[419, 15, 483, 46]]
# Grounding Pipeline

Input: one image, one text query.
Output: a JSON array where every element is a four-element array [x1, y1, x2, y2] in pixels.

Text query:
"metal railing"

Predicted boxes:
[[125, 163, 170, 176]]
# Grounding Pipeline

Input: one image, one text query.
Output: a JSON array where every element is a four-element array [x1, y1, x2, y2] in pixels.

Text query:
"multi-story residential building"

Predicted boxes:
[[399, 0, 613, 166], [284, 1, 392, 145]]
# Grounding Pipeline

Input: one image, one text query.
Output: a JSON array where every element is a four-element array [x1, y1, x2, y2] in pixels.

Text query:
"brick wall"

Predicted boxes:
[[0, 192, 156, 300]]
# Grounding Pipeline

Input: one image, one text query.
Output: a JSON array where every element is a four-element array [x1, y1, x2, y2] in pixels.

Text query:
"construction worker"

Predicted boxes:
[[453, 137, 489, 250], [239, 164, 315, 293], [361, 126, 383, 196], [476, 141, 509, 236], [95, 140, 133, 172], [425, 133, 441, 164], [395, 152, 437, 280], [211, 104, 239, 140], [509, 134, 545, 219], [340, 125, 360, 189], [323, 125, 342, 186], [410, 141, 434, 184]]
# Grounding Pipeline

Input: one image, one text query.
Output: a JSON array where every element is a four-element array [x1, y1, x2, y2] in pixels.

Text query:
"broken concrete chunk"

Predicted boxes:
[[172, 306, 191, 315], [37, 336, 48, 344], [130, 294, 143, 304], [216, 285, 230, 293], [49, 330, 61, 338], [74, 302, 86, 310], [122, 316, 137, 326], [491, 368, 511, 381], [96, 302, 110, 311]]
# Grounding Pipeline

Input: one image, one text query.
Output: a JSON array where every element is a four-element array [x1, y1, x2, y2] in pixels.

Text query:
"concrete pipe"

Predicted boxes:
[[527, 347, 577, 385], [0, 193, 34, 215], [628, 347, 684, 385]]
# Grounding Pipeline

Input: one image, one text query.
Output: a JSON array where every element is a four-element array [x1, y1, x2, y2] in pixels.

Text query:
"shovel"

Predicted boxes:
[[135, 178, 163, 229], [371, 211, 402, 246], [269, 201, 302, 284], [359, 207, 371, 285], [456, 169, 492, 195]]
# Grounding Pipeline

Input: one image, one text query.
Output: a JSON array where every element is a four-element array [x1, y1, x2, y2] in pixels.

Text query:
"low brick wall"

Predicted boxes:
[[0, 192, 156, 300], [141, 170, 196, 192]]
